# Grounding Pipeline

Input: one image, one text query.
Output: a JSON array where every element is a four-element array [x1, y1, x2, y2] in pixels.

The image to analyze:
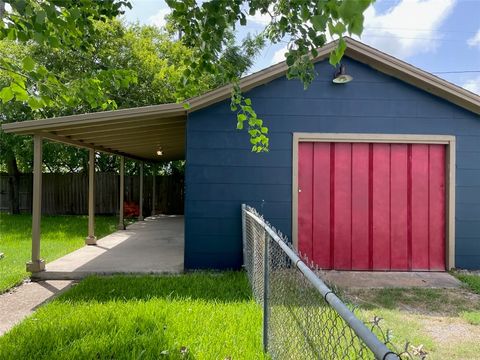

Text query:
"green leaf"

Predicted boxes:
[[311, 15, 326, 31], [286, 54, 295, 66], [329, 38, 347, 65], [0, 87, 14, 103], [237, 113, 247, 121], [22, 56, 35, 72], [15, 90, 29, 102], [27, 97, 43, 110], [36, 66, 48, 78], [348, 15, 364, 35], [35, 10, 47, 24], [183, 102, 191, 110], [339, 0, 371, 22], [244, 98, 251, 106]]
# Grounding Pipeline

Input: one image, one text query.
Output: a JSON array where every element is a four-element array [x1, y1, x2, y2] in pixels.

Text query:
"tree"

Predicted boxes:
[[0, 0, 135, 111], [1, 1, 373, 150], [0, 19, 263, 212]]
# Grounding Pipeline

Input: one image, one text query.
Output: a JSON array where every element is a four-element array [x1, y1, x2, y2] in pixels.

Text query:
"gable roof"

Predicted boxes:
[[2, 37, 479, 161], [187, 37, 480, 114]]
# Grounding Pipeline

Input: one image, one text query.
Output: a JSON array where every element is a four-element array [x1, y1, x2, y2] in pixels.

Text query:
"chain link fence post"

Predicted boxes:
[[241, 203, 247, 268], [262, 224, 269, 353]]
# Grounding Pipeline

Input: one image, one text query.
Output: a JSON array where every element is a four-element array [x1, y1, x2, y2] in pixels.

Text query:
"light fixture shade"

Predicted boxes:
[[333, 64, 353, 84], [156, 147, 163, 156]]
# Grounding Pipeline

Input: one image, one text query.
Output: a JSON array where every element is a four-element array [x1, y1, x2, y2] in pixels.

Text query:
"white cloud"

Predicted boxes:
[[467, 29, 480, 48], [247, 11, 271, 26], [357, 0, 456, 59], [271, 46, 288, 64], [148, 8, 170, 28], [463, 75, 480, 94]]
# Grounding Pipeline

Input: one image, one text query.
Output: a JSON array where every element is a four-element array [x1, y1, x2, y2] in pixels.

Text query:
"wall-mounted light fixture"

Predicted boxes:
[[156, 146, 163, 156], [333, 64, 353, 84]]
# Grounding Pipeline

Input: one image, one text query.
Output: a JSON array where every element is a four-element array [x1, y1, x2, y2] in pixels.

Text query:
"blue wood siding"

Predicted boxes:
[[185, 57, 480, 270]]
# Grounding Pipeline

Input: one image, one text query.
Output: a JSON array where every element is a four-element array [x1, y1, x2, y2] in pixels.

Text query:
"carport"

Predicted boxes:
[[2, 103, 188, 274]]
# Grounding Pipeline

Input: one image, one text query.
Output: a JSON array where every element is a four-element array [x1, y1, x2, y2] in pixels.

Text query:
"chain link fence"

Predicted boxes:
[[242, 204, 424, 360]]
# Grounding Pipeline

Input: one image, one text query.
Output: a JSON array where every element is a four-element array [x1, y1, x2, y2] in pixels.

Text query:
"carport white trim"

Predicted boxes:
[[291, 133, 456, 270]]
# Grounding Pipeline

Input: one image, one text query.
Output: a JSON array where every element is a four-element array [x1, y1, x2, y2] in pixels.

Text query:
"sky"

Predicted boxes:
[[123, 0, 480, 94]]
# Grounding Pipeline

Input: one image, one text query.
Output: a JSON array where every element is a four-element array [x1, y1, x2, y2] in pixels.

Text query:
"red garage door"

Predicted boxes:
[[298, 142, 446, 271]]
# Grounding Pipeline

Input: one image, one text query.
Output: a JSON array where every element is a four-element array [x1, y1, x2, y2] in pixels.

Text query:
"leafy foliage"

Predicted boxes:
[[166, 0, 373, 151], [0, 1, 135, 111], [0, 20, 261, 173], [0, 0, 372, 161]]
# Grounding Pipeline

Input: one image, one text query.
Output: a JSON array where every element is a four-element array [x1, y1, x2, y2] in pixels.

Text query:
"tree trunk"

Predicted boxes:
[[6, 150, 20, 214]]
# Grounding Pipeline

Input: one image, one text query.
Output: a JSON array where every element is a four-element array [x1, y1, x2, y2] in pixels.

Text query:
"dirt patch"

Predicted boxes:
[[421, 316, 480, 344], [344, 288, 480, 316]]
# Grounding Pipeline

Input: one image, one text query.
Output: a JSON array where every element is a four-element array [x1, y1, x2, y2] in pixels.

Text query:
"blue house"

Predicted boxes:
[[4, 38, 480, 272]]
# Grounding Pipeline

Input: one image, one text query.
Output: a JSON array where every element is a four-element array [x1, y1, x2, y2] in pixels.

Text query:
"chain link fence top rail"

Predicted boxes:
[[242, 204, 424, 360]]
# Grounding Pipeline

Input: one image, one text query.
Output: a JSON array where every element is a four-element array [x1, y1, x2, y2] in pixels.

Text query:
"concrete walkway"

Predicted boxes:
[[318, 270, 462, 289], [0, 280, 73, 336], [34, 215, 184, 280]]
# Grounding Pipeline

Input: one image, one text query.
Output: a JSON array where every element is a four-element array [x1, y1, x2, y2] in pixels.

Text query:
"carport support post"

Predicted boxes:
[[86, 149, 97, 245], [27, 134, 45, 272], [118, 156, 125, 230], [151, 165, 156, 216], [138, 161, 144, 221]]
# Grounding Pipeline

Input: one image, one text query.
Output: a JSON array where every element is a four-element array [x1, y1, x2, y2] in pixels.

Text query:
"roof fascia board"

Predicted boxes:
[[2, 103, 186, 134], [344, 39, 480, 115]]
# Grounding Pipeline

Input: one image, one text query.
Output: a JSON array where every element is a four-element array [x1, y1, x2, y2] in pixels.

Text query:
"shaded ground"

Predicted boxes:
[[0, 280, 73, 335], [35, 215, 184, 280]]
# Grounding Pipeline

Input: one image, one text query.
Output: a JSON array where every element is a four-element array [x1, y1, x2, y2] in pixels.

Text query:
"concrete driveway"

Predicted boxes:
[[34, 215, 184, 280]]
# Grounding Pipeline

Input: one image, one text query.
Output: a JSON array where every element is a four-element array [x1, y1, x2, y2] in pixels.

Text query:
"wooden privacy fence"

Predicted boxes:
[[0, 173, 184, 215]]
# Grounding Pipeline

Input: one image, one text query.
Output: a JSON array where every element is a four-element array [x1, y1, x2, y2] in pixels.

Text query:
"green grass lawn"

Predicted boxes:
[[0, 214, 118, 293], [0, 272, 266, 360]]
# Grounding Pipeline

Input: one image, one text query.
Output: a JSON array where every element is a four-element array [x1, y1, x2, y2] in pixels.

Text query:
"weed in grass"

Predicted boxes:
[[0, 214, 117, 293], [455, 274, 480, 294], [0, 272, 267, 360], [462, 311, 480, 325]]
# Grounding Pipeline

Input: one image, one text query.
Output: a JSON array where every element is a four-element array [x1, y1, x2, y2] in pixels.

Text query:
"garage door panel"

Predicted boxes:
[[429, 145, 446, 270], [333, 143, 352, 270], [298, 142, 313, 261], [390, 145, 409, 270], [372, 144, 391, 270], [411, 145, 430, 270], [298, 140, 446, 271], [312, 142, 332, 268], [351, 143, 370, 270]]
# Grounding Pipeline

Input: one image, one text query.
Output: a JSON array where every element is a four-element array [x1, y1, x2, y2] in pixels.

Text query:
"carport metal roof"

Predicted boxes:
[[2, 37, 479, 162]]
